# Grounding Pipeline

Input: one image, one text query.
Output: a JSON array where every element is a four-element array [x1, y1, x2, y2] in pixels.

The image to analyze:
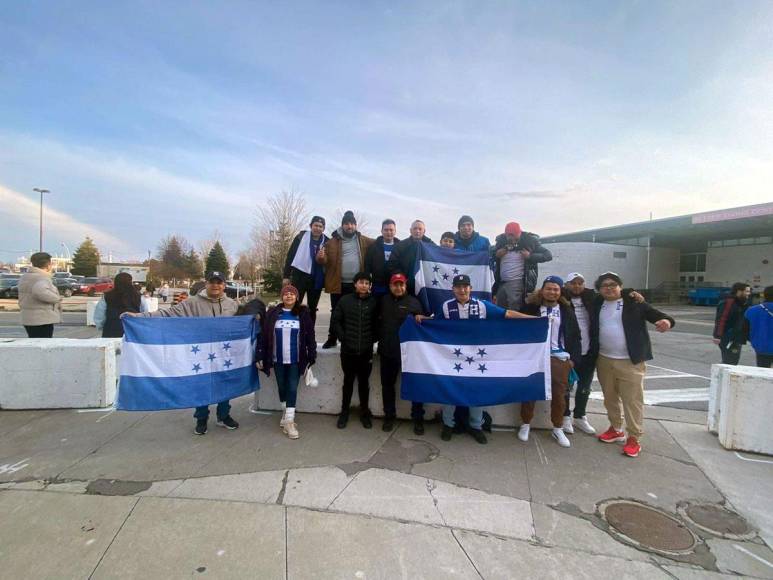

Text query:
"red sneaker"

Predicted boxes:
[[598, 427, 626, 443], [622, 436, 641, 457]]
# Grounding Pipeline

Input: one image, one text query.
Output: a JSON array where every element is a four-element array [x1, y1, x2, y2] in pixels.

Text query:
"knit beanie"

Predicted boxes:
[[458, 215, 474, 229], [281, 285, 300, 300], [342, 211, 357, 225]]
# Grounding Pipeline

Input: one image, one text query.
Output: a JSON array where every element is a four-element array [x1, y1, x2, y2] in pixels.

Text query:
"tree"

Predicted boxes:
[[71, 237, 100, 276], [205, 241, 230, 277], [182, 248, 203, 279], [330, 208, 371, 236], [234, 249, 260, 284], [156, 235, 199, 281], [251, 190, 309, 293]]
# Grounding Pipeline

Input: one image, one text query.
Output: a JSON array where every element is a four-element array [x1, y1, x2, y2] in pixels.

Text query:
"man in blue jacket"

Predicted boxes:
[[744, 286, 773, 368], [453, 215, 491, 252]]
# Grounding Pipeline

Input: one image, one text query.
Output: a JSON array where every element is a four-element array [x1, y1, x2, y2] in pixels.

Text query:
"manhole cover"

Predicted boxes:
[[682, 504, 754, 539], [602, 501, 696, 554]]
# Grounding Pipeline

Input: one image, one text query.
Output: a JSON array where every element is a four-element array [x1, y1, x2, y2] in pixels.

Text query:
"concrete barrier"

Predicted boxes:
[[0, 338, 120, 409], [711, 364, 773, 455], [708, 364, 733, 434], [256, 346, 555, 428]]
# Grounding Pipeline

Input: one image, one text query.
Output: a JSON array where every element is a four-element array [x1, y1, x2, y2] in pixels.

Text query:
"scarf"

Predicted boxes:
[[290, 231, 324, 275]]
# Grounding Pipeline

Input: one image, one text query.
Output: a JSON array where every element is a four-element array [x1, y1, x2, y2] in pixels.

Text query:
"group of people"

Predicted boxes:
[[17, 216, 772, 459]]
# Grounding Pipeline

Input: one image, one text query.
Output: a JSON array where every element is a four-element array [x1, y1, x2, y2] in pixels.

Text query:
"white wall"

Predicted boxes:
[[540, 242, 680, 289], [705, 244, 773, 290]]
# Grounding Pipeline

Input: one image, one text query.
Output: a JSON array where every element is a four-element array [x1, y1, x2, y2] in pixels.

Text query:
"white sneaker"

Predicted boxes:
[[283, 421, 300, 440], [552, 428, 571, 448], [279, 414, 288, 429], [562, 416, 574, 434], [574, 416, 597, 434], [518, 424, 530, 442]]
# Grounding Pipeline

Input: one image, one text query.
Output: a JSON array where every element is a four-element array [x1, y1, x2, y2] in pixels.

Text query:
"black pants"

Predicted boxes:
[[298, 287, 322, 322], [327, 283, 354, 340], [719, 344, 742, 365], [341, 352, 373, 415], [380, 354, 400, 418], [564, 353, 595, 418], [757, 353, 773, 368], [411, 402, 425, 420], [25, 324, 54, 338]]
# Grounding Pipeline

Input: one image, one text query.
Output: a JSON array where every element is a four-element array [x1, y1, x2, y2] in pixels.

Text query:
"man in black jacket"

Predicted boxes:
[[378, 273, 425, 432], [282, 216, 328, 322], [493, 222, 552, 309], [365, 219, 399, 297], [591, 272, 674, 458], [712, 282, 751, 365], [519, 276, 582, 448], [332, 271, 379, 429], [387, 220, 435, 296]]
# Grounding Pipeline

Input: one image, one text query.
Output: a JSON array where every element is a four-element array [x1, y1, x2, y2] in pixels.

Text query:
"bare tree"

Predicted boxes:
[[330, 208, 371, 236], [251, 190, 309, 291], [198, 229, 224, 264]]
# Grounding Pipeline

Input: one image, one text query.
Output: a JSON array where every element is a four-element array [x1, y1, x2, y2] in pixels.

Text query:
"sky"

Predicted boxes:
[[1, 1, 772, 263]]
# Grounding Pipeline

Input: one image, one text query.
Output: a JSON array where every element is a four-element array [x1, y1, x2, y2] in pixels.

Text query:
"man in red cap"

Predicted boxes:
[[377, 272, 427, 432], [492, 222, 552, 310]]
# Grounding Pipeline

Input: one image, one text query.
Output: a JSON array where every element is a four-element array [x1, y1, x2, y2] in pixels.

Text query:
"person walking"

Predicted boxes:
[[365, 219, 399, 297], [744, 285, 773, 368], [712, 282, 751, 365], [125, 271, 240, 435], [332, 272, 379, 429], [259, 285, 316, 439], [378, 273, 426, 432], [387, 220, 435, 296], [94, 272, 144, 338], [283, 216, 328, 322], [159, 283, 170, 303], [318, 211, 374, 348], [591, 272, 675, 458], [17, 252, 62, 338], [492, 222, 552, 310], [453, 215, 491, 251], [518, 276, 581, 448]]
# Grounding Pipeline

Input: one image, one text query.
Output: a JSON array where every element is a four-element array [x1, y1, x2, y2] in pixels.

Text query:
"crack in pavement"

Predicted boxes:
[[276, 470, 290, 505]]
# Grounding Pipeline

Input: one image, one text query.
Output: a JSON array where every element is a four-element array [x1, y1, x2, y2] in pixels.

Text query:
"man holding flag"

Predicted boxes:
[[420, 274, 535, 444], [123, 271, 243, 435]]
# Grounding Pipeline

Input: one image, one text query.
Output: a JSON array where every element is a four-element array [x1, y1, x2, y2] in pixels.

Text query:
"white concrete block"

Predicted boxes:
[[85, 299, 100, 326], [256, 347, 554, 428], [717, 365, 773, 455], [708, 364, 733, 434], [0, 338, 120, 409]]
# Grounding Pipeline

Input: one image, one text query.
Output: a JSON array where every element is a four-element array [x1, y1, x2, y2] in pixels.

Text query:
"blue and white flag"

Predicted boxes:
[[117, 316, 260, 411], [414, 242, 494, 315], [400, 317, 551, 406]]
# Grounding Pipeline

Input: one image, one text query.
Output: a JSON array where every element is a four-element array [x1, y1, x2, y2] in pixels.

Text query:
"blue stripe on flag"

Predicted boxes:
[[117, 365, 258, 411], [399, 316, 548, 345], [401, 373, 547, 406], [418, 242, 490, 266], [123, 315, 256, 345]]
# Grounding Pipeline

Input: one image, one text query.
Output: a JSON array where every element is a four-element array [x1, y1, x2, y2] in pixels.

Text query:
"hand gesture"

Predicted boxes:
[[519, 249, 531, 259], [655, 319, 672, 333], [256, 361, 264, 370]]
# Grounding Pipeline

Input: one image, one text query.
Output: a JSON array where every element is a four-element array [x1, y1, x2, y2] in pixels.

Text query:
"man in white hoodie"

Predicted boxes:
[[18, 252, 62, 338], [125, 271, 240, 435]]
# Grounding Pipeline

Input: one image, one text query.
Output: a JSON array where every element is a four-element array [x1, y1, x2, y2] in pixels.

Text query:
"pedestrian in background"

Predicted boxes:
[[744, 285, 773, 368], [94, 272, 144, 338], [712, 282, 751, 364], [17, 252, 61, 338]]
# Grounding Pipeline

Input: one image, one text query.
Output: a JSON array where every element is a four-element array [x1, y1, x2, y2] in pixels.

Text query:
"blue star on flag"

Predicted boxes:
[[477, 348, 487, 357], [192, 363, 202, 373], [190, 345, 200, 354], [453, 348, 463, 357], [465, 356, 475, 365], [478, 363, 488, 373], [432, 265, 440, 273], [453, 363, 463, 372], [452, 267, 460, 274], [432, 279, 439, 286], [208, 353, 217, 362], [442, 273, 449, 280], [222, 342, 231, 352], [223, 359, 233, 368]]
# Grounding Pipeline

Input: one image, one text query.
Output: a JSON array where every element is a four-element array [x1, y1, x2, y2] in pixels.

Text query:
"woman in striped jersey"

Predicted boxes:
[[260, 285, 317, 439]]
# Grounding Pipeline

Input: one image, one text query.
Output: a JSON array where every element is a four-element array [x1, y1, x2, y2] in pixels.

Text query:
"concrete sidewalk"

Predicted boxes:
[[1, 398, 772, 579]]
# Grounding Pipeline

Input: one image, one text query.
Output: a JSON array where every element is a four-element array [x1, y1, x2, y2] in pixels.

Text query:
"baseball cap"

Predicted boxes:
[[390, 273, 407, 284], [566, 272, 584, 283], [542, 275, 564, 288], [452, 274, 471, 287], [595, 271, 623, 289], [206, 271, 226, 282]]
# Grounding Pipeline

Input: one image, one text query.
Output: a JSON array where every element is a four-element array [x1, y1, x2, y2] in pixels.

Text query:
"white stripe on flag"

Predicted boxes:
[[401, 340, 548, 378], [416, 261, 493, 293], [121, 337, 253, 378]]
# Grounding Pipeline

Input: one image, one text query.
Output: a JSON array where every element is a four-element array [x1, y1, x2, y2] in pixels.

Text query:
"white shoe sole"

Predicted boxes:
[[552, 432, 571, 448], [574, 421, 596, 435]]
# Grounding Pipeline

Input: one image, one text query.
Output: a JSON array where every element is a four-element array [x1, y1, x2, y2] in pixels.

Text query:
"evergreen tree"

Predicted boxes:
[[205, 241, 230, 277], [156, 235, 188, 280], [182, 248, 203, 279], [71, 237, 101, 276]]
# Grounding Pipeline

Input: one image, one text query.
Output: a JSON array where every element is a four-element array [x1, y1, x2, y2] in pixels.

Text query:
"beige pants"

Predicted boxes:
[[596, 354, 646, 439]]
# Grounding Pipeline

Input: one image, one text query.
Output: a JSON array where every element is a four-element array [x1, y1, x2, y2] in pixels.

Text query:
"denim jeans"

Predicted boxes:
[[442, 405, 483, 430], [194, 401, 231, 421], [274, 363, 300, 407]]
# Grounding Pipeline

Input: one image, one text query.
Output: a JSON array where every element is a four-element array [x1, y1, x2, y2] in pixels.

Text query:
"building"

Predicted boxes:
[[539, 202, 773, 298], [97, 263, 149, 283]]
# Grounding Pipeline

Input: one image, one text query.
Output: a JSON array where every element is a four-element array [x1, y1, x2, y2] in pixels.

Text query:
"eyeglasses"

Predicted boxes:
[[600, 282, 620, 289]]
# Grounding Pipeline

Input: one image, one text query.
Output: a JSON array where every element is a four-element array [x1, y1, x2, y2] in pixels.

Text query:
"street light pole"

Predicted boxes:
[[33, 188, 51, 252]]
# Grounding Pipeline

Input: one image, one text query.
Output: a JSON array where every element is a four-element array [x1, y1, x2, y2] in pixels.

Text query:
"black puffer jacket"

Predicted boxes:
[[332, 293, 379, 355], [378, 293, 424, 358], [492, 231, 552, 295], [387, 236, 435, 295], [365, 236, 400, 289]]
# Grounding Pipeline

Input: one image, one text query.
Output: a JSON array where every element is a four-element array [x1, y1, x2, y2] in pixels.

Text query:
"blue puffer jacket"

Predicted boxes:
[[453, 231, 491, 252]]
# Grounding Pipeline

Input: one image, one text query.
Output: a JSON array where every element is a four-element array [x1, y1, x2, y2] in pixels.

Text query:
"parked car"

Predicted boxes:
[[0, 275, 21, 298], [7, 277, 81, 299], [76, 277, 114, 296]]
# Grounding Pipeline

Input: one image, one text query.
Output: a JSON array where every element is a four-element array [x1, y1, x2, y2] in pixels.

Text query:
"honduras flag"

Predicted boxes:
[[414, 242, 494, 315], [117, 316, 260, 411], [400, 317, 551, 406]]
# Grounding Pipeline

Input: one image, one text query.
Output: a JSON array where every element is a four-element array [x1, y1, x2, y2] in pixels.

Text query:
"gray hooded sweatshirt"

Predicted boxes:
[[141, 289, 238, 318]]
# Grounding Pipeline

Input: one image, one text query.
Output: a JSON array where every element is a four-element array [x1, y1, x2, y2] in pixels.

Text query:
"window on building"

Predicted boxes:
[[680, 253, 706, 272], [613, 251, 627, 259]]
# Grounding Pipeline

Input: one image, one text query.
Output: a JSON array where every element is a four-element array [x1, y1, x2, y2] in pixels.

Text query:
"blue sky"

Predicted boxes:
[[2, 1, 772, 262]]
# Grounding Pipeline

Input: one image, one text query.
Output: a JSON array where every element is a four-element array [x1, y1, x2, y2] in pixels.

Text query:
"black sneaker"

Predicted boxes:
[[216, 416, 239, 430], [194, 419, 208, 435], [441, 425, 453, 441], [413, 419, 425, 436], [337, 413, 349, 429], [469, 428, 488, 445], [360, 413, 373, 429], [322, 337, 337, 349], [382, 417, 395, 432]]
